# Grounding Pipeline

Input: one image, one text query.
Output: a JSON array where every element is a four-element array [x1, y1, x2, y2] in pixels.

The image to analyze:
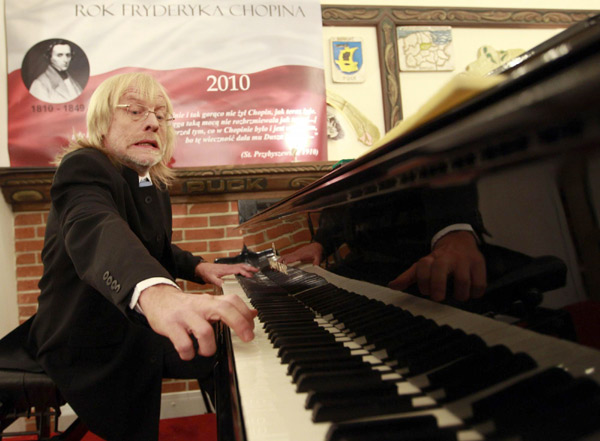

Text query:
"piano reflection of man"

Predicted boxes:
[[280, 184, 488, 303]]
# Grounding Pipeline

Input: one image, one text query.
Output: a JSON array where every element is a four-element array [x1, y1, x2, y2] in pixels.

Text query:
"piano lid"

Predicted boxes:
[[238, 13, 600, 230]]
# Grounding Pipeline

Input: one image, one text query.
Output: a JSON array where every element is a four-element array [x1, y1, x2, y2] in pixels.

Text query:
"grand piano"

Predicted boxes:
[[214, 14, 600, 441]]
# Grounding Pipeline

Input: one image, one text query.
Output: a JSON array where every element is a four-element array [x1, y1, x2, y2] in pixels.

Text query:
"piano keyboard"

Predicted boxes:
[[221, 264, 600, 441]]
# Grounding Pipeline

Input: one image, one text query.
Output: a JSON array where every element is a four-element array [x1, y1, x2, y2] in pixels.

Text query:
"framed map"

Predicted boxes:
[[397, 26, 454, 72]]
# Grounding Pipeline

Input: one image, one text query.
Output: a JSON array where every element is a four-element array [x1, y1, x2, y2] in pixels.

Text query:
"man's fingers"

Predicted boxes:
[[415, 256, 434, 297], [429, 258, 450, 302], [168, 326, 197, 361], [237, 264, 259, 278], [188, 320, 218, 357], [471, 260, 487, 299], [220, 294, 258, 328], [206, 275, 224, 287], [208, 297, 256, 342], [388, 263, 417, 290], [450, 261, 471, 302]]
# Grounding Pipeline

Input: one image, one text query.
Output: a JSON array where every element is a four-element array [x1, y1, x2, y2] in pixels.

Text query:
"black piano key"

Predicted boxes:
[[263, 318, 316, 331], [307, 291, 372, 309], [364, 316, 438, 349], [519, 393, 600, 441], [293, 284, 345, 304], [347, 310, 422, 338], [326, 415, 457, 441], [469, 368, 600, 441], [296, 368, 383, 393], [313, 393, 435, 423], [424, 345, 512, 390], [270, 326, 336, 337], [437, 351, 538, 402], [318, 297, 379, 318], [468, 366, 573, 424], [259, 310, 315, 321], [295, 285, 353, 304], [338, 306, 409, 330], [305, 380, 399, 409], [405, 334, 487, 375], [278, 341, 344, 359], [273, 332, 337, 348], [268, 325, 327, 341], [381, 324, 452, 361], [298, 373, 398, 397], [327, 299, 388, 322], [290, 357, 373, 380], [389, 326, 459, 363], [279, 345, 353, 364]]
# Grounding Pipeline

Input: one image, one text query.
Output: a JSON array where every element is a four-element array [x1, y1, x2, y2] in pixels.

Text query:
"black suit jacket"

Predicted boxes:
[[24, 148, 204, 440]]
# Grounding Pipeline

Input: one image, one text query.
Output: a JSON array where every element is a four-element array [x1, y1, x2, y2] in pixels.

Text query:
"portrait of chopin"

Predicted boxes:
[[22, 39, 90, 104]]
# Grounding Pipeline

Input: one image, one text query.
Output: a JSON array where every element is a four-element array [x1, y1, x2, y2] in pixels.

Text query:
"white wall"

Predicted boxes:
[[1, 1, 598, 337], [0, 0, 18, 337]]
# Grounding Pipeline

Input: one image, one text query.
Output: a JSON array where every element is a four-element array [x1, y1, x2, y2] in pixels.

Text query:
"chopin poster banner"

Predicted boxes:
[[6, 1, 327, 167]]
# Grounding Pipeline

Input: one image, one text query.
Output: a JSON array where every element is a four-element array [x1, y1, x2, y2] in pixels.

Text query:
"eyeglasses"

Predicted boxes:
[[116, 104, 174, 126]]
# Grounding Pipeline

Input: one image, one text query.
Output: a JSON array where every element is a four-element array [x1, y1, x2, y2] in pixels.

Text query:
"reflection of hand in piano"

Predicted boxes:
[[388, 230, 486, 302], [279, 242, 325, 267]]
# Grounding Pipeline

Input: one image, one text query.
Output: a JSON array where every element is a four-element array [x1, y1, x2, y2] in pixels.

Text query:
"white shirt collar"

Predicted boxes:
[[138, 173, 153, 187]]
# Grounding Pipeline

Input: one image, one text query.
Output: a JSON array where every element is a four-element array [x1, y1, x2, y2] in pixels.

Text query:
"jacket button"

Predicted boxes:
[[145, 196, 152, 204]]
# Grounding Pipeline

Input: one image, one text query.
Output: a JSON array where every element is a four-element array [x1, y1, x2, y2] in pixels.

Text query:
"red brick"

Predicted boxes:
[[18, 293, 40, 304], [18, 305, 37, 318], [189, 202, 231, 215], [16, 253, 37, 265], [36, 226, 46, 238], [15, 240, 44, 253], [178, 241, 208, 254], [265, 224, 297, 241], [185, 228, 225, 241], [17, 265, 43, 278], [208, 239, 244, 253], [279, 242, 307, 254], [17, 280, 40, 292], [291, 229, 312, 244], [15, 227, 35, 240], [243, 231, 266, 247], [209, 214, 239, 227], [14, 213, 43, 226], [172, 216, 209, 229], [171, 230, 183, 242], [225, 226, 244, 237], [272, 236, 293, 252], [171, 204, 188, 216]]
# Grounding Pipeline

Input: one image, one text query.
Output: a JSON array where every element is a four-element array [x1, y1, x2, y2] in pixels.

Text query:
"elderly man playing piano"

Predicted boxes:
[[280, 186, 487, 303], [25, 72, 258, 441]]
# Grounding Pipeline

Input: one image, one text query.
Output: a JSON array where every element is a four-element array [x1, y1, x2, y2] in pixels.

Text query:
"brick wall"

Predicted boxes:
[[13, 200, 312, 394]]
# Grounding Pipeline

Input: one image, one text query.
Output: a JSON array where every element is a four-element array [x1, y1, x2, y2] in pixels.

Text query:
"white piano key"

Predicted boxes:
[[221, 266, 600, 441]]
